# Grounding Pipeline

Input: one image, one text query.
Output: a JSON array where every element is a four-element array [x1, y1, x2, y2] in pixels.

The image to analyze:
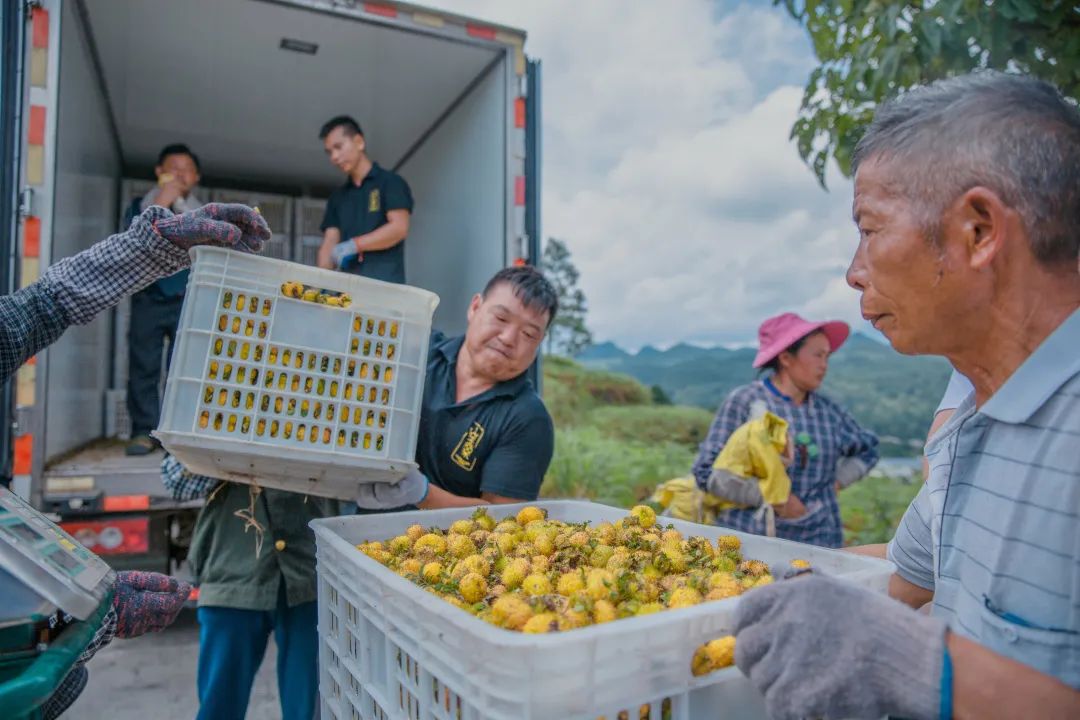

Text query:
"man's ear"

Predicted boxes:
[[466, 293, 483, 322], [953, 186, 1009, 270]]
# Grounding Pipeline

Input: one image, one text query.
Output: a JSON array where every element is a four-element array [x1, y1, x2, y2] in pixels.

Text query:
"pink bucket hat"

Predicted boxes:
[[752, 312, 850, 369]]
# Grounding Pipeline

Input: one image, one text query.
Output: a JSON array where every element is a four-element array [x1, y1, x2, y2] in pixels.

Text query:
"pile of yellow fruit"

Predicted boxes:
[[356, 505, 809, 679]]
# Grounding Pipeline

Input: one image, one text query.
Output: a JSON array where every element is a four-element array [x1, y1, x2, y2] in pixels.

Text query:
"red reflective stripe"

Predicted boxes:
[[61, 518, 150, 555], [32, 8, 49, 49], [103, 495, 151, 512], [28, 106, 46, 145], [14, 436, 32, 475], [363, 3, 397, 18], [514, 97, 526, 129], [514, 176, 526, 206], [466, 24, 496, 40], [24, 216, 41, 258]]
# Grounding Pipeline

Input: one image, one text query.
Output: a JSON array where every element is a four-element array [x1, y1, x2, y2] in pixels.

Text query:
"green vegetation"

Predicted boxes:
[[542, 356, 920, 545], [839, 474, 922, 546]]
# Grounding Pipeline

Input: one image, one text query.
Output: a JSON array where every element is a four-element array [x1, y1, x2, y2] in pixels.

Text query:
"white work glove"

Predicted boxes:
[[734, 574, 947, 720], [354, 468, 429, 509], [330, 238, 359, 269]]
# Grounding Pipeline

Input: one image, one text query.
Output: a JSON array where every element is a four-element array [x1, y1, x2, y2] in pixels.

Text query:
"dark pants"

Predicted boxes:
[[126, 290, 183, 436], [195, 583, 320, 720]]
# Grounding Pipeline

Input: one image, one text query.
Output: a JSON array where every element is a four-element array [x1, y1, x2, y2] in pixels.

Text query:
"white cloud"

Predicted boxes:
[[422, 0, 865, 349]]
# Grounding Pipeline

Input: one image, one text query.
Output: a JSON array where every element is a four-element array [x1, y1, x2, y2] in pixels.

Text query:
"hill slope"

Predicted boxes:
[[577, 334, 951, 455]]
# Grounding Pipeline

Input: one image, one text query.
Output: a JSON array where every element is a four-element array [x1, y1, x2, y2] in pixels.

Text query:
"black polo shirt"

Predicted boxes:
[[416, 332, 554, 500], [320, 163, 414, 283]]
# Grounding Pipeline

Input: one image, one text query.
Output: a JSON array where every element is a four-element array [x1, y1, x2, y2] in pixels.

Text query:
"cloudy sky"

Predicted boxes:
[[427, 0, 868, 350]]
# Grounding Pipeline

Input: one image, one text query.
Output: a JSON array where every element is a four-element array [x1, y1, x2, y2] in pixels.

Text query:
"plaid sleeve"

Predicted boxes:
[[692, 387, 752, 490], [0, 206, 190, 384], [161, 454, 218, 501], [833, 401, 880, 471]]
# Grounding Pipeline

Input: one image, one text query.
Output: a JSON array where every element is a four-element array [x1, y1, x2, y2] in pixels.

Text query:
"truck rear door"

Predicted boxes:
[[0, 0, 26, 488]]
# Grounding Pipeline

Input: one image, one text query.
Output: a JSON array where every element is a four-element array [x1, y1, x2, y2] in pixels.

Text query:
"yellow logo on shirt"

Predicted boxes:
[[451, 422, 485, 471], [369, 189, 380, 213]]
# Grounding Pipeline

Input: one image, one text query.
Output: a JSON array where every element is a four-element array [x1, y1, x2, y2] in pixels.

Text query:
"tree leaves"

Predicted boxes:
[[775, 0, 1080, 187]]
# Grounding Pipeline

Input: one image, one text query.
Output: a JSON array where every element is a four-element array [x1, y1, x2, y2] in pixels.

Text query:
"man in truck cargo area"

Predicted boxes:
[[317, 115, 414, 283], [0, 201, 269, 717], [730, 71, 1080, 720], [124, 143, 205, 456]]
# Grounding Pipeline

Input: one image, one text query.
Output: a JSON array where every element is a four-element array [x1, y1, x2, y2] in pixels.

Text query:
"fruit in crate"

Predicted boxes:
[[355, 505, 798, 677], [280, 280, 352, 307]]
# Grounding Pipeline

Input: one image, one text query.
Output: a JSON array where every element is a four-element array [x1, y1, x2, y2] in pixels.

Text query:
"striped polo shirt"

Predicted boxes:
[[888, 308, 1080, 688]]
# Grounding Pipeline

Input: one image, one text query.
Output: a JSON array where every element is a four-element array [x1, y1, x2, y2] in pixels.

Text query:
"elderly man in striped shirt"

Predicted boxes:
[[730, 71, 1080, 720]]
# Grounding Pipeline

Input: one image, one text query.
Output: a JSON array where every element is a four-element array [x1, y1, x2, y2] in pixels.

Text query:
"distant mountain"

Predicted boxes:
[[575, 333, 951, 456]]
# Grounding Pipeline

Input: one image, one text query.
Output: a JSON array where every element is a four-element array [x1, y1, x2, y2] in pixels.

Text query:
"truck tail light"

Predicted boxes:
[[61, 518, 150, 555]]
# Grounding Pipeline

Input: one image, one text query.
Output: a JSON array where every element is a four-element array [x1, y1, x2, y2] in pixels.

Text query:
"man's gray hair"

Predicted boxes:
[[852, 71, 1080, 267]]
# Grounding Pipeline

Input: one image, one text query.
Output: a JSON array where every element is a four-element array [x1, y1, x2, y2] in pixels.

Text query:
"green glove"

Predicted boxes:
[[734, 575, 947, 720]]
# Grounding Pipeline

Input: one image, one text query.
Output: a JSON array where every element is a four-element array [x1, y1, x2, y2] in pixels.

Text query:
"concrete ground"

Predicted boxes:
[[66, 609, 281, 719]]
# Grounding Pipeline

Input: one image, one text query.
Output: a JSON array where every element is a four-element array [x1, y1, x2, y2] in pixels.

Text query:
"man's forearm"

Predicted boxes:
[[843, 543, 888, 558], [0, 207, 186, 383], [950, 632, 1080, 719], [355, 219, 407, 253], [417, 483, 488, 509]]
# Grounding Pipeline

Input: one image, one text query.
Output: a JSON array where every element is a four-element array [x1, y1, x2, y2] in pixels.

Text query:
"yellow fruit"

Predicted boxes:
[[530, 555, 551, 574], [500, 558, 531, 590], [628, 505, 656, 529], [667, 586, 702, 609], [636, 602, 664, 616], [691, 636, 736, 677], [558, 608, 589, 631], [593, 599, 617, 624], [414, 534, 447, 555], [522, 573, 552, 596], [661, 529, 683, 546], [458, 573, 488, 604], [656, 547, 687, 573], [451, 555, 490, 580], [590, 544, 615, 569], [516, 506, 546, 525], [522, 612, 559, 634], [494, 520, 519, 534], [446, 535, 477, 559], [556, 571, 586, 597], [705, 573, 742, 600], [586, 569, 616, 601], [595, 522, 617, 545], [716, 535, 741, 552], [753, 575, 774, 588], [421, 562, 443, 583], [472, 508, 496, 532], [533, 533, 555, 556], [790, 558, 811, 570], [493, 532, 517, 554], [401, 558, 422, 575], [491, 595, 533, 630], [388, 535, 412, 554], [738, 559, 770, 577], [450, 519, 475, 535]]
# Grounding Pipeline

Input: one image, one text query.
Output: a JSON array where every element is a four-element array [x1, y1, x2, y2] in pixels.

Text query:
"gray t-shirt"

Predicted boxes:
[[889, 308, 1080, 687]]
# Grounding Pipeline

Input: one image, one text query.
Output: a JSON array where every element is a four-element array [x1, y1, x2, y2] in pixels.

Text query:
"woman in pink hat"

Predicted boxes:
[[691, 312, 879, 547]]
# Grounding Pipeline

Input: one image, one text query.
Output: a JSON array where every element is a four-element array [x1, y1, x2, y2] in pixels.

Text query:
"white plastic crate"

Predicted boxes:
[[311, 500, 895, 720], [155, 247, 439, 499]]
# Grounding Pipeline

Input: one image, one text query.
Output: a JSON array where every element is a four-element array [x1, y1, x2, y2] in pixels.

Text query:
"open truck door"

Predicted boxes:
[[0, 0, 28, 491]]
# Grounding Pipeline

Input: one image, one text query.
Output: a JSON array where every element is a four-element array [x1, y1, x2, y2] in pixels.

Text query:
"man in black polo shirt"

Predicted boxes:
[[353, 266, 558, 510], [317, 115, 414, 283]]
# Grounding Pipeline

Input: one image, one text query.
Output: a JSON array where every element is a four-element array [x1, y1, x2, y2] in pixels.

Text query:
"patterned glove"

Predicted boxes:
[[112, 571, 192, 638], [152, 203, 270, 253], [330, 238, 359, 269], [734, 574, 946, 720], [354, 468, 429, 509]]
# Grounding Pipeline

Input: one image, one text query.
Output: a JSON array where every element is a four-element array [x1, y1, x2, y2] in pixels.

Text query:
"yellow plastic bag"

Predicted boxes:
[[651, 476, 725, 525], [712, 411, 792, 508]]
